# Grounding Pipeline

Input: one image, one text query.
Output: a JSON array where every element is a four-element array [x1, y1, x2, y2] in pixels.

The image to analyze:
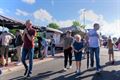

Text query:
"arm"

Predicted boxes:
[[23, 29, 36, 41], [79, 47, 84, 52], [26, 33, 34, 41]]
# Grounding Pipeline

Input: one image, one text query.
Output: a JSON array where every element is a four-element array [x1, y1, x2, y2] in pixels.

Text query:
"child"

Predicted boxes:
[[107, 37, 114, 65], [73, 34, 84, 74]]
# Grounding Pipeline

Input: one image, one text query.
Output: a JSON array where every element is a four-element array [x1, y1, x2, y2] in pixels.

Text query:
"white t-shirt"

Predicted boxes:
[[88, 29, 100, 48], [0, 33, 12, 46]]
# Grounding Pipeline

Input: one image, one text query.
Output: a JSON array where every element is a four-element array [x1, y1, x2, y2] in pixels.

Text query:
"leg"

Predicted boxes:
[[76, 61, 78, 70], [64, 50, 68, 68], [21, 48, 28, 70], [112, 53, 114, 61], [87, 52, 90, 68], [111, 52, 114, 65], [69, 50, 72, 66], [90, 48, 94, 67], [52, 47, 55, 56], [16, 46, 22, 62], [5, 46, 9, 66], [38, 47, 42, 59], [109, 54, 111, 62], [1, 46, 5, 65], [51, 47, 54, 56], [28, 48, 34, 74], [1, 55, 4, 66], [44, 47, 48, 57], [79, 61, 81, 71], [95, 47, 100, 70]]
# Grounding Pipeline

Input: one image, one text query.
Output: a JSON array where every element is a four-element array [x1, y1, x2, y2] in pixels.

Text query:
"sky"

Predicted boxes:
[[0, 0, 120, 37]]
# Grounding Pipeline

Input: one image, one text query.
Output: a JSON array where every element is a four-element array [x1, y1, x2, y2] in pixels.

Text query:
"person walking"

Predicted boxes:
[[63, 30, 73, 71], [38, 36, 44, 59], [50, 35, 55, 56], [22, 20, 36, 77], [107, 36, 114, 65], [87, 23, 101, 73], [73, 34, 84, 74], [0, 31, 13, 66], [15, 30, 23, 66]]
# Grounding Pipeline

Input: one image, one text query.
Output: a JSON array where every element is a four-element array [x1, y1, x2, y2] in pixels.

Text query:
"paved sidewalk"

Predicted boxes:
[[0, 53, 63, 75]]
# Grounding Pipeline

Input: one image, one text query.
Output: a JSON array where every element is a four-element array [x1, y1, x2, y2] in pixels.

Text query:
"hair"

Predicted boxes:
[[94, 23, 99, 27], [51, 35, 53, 38], [74, 34, 81, 41], [25, 19, 32, 25], [16, 30, 20, 32]]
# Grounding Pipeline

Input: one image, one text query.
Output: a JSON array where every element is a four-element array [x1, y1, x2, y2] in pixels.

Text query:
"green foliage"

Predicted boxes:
[[9, 29, 17, 35], [72, 21, 81, 27], [72, 21, 86, 29], [48, 23, 59, 29]]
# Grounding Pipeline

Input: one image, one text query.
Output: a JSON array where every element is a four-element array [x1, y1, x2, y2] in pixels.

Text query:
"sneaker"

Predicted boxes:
[[63, 68, 67, 71], [96, 69, 102, 73], [76, 70, 79, 73], [25, 73, 31, 78], [24, 69, 28, 76], [76, 69, 81, 74], [0, 70, 2, 75], [111, 61, 115, 65], [69, 66, 72, 69]]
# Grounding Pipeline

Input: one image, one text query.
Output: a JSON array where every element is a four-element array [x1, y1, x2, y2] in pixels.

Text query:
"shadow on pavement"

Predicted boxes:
[[30, 70, 65, 80], [52, 70, 120, 80], [10, 70, 120, 80]]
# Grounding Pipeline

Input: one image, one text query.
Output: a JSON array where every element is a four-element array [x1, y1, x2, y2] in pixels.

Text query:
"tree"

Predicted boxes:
[[72, 21, 81, 27], [48, 23, 59, 29], [72, 21, 86, 29]]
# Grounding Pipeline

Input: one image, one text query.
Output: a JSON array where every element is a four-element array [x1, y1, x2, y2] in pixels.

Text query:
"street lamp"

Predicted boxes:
[[83, 9, 87, 26]]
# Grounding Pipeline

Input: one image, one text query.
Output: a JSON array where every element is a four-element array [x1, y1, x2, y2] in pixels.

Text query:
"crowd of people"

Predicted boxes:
[[0, 20, 56, 77], [62, 23, 101, 74], [0, 20, 120, 77]]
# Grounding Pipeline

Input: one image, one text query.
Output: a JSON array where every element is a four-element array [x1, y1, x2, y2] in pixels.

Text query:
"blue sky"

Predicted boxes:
[[0, 0, 120, 36]]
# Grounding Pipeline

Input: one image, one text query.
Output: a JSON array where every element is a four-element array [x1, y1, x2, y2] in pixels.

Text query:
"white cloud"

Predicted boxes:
[[33, 9, 53, 22], [22, 0, 36, 4], [0, 8, 10, 15], [0, 8, 4, 14], [101, 19, 120, 37], [79, 9, 101, 22], [15, 9, 30, 16], [53, 19, 74, 27], [79, 9, 120, 37]]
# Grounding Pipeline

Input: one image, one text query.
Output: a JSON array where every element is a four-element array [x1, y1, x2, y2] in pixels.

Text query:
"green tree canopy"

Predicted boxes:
[[72, 21, 86, 29], [47, 23, 59, 29], [72, 21, 81, 27]]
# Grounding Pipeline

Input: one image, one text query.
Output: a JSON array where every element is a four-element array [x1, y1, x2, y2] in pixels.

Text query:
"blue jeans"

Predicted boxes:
[[51, 46, 55, 56], [89, 47, 100, 70], [21, 48, 34, 74]]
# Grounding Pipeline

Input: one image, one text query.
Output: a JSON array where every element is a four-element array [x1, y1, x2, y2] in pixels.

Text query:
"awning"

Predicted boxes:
[[0, 15, 25, 29]]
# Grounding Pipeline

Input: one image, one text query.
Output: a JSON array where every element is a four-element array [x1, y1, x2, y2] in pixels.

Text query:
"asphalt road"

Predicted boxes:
[[1, 47, 120, 80]]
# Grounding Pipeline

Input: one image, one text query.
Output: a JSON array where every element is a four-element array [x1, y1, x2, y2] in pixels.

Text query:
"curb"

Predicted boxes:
[[1, 57, 55, 75]]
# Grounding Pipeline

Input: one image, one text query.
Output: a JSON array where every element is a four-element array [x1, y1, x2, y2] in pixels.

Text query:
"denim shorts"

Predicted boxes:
[[74, 51, 82, 61]]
